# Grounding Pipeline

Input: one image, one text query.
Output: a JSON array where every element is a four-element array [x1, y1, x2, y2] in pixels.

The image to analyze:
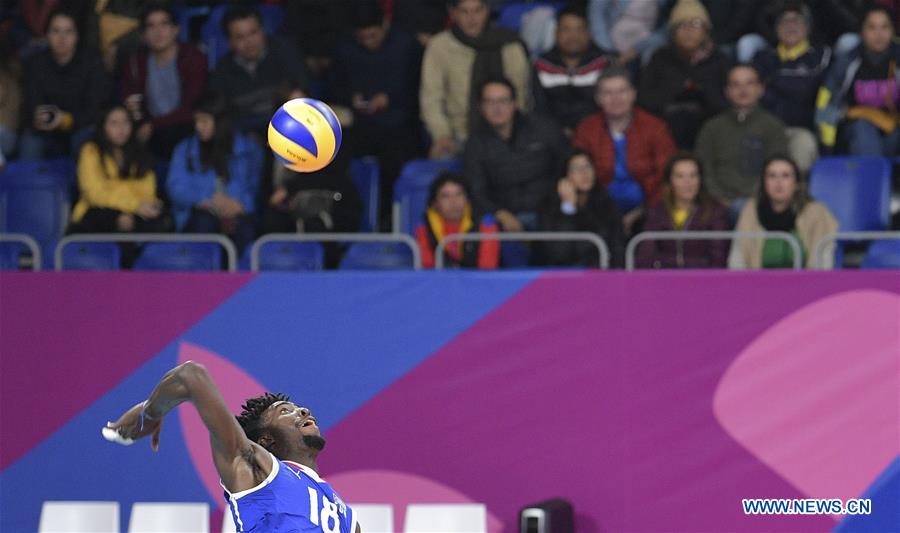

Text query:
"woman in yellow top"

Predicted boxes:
[[70, 104, 166, 235]]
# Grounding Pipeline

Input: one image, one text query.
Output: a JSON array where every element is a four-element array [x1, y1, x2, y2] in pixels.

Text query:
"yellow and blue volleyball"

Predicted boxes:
[[268, 98, 342, 173]]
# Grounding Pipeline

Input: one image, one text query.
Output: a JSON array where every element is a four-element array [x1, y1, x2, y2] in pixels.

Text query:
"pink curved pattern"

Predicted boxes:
[[328, 470, 503, 532], [177, 341, 267, 507], [713, 290, 900, 514]]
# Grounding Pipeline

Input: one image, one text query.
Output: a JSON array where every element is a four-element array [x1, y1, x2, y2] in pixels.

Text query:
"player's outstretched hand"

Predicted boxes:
[[102, 401, 163, 451]]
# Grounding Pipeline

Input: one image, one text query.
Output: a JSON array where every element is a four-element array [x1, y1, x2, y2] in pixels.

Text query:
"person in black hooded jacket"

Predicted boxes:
[[537, 149, 625, 268]]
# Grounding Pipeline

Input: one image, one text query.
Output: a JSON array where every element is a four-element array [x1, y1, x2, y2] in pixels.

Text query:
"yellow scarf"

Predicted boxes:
[[427, 206, 473, 258], [777, 40, 810, 62]]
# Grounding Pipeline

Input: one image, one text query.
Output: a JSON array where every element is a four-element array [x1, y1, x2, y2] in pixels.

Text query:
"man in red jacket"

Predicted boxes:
[[573, 65, 676, 234], [119, 2, 207, 158]]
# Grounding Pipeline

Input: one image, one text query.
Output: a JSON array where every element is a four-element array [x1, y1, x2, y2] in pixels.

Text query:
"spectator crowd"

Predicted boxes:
[[1, 0, 897, 269]]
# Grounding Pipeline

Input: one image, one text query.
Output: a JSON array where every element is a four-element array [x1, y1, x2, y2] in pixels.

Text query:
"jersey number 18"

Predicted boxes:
[[308, 487, 341, 532]]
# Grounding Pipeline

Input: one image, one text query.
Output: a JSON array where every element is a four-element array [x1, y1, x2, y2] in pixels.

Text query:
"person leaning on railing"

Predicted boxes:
[[728, 154, 837, 269], [415, 171, 499, 269], [635, 152, 729, 269]]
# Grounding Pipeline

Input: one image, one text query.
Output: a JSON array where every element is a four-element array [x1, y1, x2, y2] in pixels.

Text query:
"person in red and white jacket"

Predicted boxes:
[[532, 5, 615, 137]]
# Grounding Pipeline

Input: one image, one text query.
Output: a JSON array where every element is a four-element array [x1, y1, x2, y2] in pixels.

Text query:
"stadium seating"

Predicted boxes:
[[351, 504, 394, 532], [127, 502, 208, 532], [59, 241, 122, 271], [350, 157, 380, 232], [403, 503, 487, 533], [38, 501, 119, 532], [0, 158, 75, 268], [339, 242, 415, 270], [393, 159, 462, 235], [255, 241, 325, 271], [0, 236, 38, 270], [861, 239, 900, 269], [496, 2, 563, 32], [808, 157, 891, 231], [132, 242, 223, 271], [200, 4, 284, 69]]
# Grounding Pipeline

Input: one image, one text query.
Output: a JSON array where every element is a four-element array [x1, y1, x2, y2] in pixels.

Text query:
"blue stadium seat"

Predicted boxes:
[[861, 240, 900, 269], [496, 2, 563, 31], [393, 159, 462, 235], [350, 157, 380, 232], [256, 241, 324, 271], [175, 5, 211, 42], [200, 4, 284, 69], [339, 242, 414, 270], [808, 157, 891, 231], [0, 241, 29, 270], [132, 242, 223, 271], [60, 242, 121, 271], [0, 159, 75, 268]]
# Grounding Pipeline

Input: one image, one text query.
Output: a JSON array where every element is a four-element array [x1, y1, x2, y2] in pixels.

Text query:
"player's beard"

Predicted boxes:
[[303, 434, 326, 451]]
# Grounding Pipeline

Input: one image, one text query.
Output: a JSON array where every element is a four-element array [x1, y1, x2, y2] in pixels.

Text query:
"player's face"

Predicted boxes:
[[267, 401, 321, 440]]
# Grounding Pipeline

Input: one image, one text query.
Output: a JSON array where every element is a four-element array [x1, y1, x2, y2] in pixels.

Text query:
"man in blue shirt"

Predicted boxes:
[[105, 361, 359, 532]]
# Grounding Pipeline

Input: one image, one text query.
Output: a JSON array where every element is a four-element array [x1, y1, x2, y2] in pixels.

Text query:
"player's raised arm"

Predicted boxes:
[[103, 360, 272, 492]]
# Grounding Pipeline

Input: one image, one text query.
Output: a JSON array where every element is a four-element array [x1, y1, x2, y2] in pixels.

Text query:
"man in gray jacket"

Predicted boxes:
[[696, 64, 788, 217]]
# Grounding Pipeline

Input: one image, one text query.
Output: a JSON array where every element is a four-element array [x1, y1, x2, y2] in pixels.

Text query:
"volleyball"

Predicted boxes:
[[268, 98, 342, 173]]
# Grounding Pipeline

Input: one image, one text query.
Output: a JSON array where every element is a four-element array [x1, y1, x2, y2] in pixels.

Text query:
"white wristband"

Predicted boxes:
[[561, 201, 577, 215]]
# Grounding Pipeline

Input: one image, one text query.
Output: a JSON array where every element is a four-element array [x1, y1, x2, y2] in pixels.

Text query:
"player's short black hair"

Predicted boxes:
[[237, 392, 290, 442]]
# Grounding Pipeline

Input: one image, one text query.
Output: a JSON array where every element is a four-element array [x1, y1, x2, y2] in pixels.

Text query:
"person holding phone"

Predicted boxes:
[[19, 8, 109, 159]]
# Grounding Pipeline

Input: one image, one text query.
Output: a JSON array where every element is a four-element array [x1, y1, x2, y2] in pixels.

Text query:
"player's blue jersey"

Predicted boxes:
[[222, 453, 356, 532]]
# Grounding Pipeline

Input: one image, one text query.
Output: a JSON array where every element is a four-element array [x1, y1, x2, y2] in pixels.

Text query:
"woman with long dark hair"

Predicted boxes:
[[537, 149, 625, 267], [635, 152, 729, 268], [167, 90, 263, 255], [729, 154, 838, 269], [69, 104, 164, 234]]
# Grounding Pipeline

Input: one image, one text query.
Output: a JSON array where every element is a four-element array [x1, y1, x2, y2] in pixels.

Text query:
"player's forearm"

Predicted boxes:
[[142, 361, 208, 420]]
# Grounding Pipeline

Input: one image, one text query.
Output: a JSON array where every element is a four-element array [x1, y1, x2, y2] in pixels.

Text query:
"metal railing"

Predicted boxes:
[[813, 231, 900, 270], [250, 232, 422, 271], [435, 232, 610, 269], [0, 233, 42, 271], [625, 231, 804, 271], [55, 233, 238, 272]]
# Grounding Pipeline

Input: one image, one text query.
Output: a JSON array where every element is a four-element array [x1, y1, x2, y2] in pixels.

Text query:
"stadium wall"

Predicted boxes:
[[1, 271, 898, 532]]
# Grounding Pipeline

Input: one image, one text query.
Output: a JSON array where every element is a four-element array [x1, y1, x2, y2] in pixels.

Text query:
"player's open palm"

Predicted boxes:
[[103, 402, 163, 451]]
